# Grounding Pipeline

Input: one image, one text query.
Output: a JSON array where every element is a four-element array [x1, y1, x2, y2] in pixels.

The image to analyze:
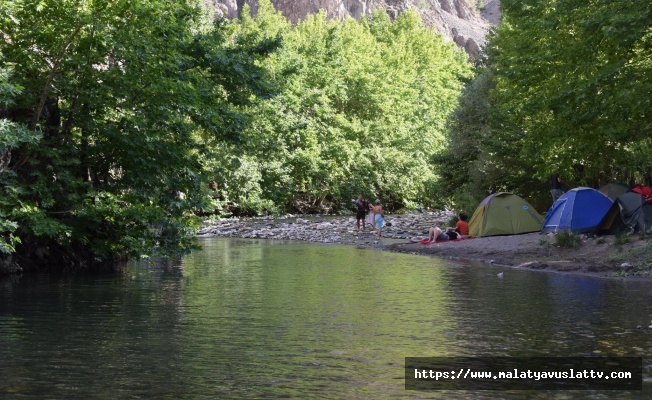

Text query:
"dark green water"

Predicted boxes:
[[1, 238, 652, 399]]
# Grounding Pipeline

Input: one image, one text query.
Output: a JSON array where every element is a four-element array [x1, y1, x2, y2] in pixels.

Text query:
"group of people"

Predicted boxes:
[[354, 195, 385, 239], [355, 195, 470, 242], [426, 213, 469, 242], [352, 172, 563, 242]]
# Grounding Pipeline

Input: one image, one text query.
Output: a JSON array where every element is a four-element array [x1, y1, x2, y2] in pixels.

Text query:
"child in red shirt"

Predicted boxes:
[[454, 213, 469, 238]]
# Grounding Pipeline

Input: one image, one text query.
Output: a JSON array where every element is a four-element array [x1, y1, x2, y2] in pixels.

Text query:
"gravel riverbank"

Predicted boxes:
[[197, 211, 456, 245], [198, 212, 652, 279]]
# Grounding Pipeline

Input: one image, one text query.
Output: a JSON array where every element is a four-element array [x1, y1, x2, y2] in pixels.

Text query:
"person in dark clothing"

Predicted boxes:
[[550, 172, 564, 203], [354, 195, 368, 231]]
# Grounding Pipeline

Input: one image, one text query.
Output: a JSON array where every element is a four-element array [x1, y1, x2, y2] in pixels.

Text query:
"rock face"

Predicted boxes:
[[204, 0, 501, 58]]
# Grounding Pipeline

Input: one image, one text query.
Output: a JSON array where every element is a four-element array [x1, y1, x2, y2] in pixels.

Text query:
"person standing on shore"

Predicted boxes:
[[354, 195, 368, 232], [550, 172, 564, 203], [365, 201, 375, 229], [373, 199, 384, 239]]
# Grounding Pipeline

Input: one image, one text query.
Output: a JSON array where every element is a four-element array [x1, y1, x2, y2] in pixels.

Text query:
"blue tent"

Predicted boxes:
[[542, 187, 613, 233]]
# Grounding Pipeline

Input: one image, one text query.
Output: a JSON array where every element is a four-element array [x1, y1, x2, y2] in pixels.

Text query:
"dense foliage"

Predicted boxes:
[[0, 57, 42, 254], [206, 3, 472, 214], [441, 0, 652, 211], [0, 0, 278, 270], [7, 0, 649, 271], [1, 0, 471, 271]]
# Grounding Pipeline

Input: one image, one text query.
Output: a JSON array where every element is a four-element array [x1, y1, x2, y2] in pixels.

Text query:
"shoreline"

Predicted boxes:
[[385, 241, 646, 281], [198, 213, 652, 280]]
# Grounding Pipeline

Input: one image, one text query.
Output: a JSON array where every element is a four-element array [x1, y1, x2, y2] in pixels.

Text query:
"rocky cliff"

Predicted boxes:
[[203, 0, 501, 58]]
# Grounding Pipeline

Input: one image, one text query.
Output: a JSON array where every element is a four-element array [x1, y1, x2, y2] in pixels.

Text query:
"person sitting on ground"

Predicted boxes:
[[454, 213, 469, 238], [428, 224, 449, 242], [445, 227, 459, 240], [409, 215, 468, 243]]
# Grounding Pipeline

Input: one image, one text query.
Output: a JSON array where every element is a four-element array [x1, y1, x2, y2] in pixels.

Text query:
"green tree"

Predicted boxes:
[[437, 65, 493, 213], [1, 0, 278, 270], [216, 5, 471, 214], [487, 0, 652, 191], [0, 57, 42, 254], [442, 0, 652, 211]]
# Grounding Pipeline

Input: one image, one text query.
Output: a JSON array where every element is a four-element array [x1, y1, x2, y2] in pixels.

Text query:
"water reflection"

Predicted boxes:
[[1, 238, 651, 399]]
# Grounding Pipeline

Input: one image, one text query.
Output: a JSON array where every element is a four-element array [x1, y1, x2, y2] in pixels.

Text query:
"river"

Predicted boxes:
[[1, 238, 651, 399]]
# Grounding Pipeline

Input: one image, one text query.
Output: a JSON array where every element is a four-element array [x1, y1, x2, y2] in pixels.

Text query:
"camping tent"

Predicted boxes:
[[542, 187, 613, 233], [468, 193, 544, 237], [595, 192, 652, 234], [598, 183, 629, 201]]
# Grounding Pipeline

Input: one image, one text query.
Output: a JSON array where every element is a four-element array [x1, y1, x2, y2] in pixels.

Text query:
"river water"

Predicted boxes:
[[1, 238, 652, 399]]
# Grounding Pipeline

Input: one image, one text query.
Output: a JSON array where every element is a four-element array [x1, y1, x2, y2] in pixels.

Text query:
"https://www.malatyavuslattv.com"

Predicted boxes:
[[405, 357, 642, 390]]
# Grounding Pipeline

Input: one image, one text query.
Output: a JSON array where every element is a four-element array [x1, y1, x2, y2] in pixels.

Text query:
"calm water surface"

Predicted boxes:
[[1, 238, 652, 399]]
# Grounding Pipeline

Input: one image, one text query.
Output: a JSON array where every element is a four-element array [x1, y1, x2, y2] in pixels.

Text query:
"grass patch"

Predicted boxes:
[[539, 238, 552, 256], [614, 232, 631, 246], [611, 264, 652, 277], [608, 239, 652, 265], [555, 230, 581, 249], [596, 237, 606, 245], [607, 236, 652, 276]]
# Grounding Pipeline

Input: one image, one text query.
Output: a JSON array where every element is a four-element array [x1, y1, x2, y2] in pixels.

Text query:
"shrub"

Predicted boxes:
[[555, 230, 581, 249], [614, 232, 631, 246]]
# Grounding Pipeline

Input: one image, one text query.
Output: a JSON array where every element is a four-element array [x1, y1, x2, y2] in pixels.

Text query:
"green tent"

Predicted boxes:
[[469, 192, 544, 237]]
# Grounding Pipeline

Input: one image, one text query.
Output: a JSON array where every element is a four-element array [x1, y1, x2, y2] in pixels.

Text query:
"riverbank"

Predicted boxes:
[[388, 232, 652, 279], [198, 212, 652, 279]]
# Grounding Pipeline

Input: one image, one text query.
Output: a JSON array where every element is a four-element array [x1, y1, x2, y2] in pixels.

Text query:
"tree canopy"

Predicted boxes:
[[0, 0, 279, 270], [9, 0, 650, 271], [441, 0, 652, 211], [1, 0, 471, 271], [208, 4, 471, 214]]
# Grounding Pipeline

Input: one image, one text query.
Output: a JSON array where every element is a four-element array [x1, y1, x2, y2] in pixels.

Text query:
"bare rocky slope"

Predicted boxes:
[[204, 0, 501, 58]]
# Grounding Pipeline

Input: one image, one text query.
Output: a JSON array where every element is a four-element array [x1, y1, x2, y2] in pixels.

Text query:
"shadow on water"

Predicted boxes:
[[1, 237, 652, 399]]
